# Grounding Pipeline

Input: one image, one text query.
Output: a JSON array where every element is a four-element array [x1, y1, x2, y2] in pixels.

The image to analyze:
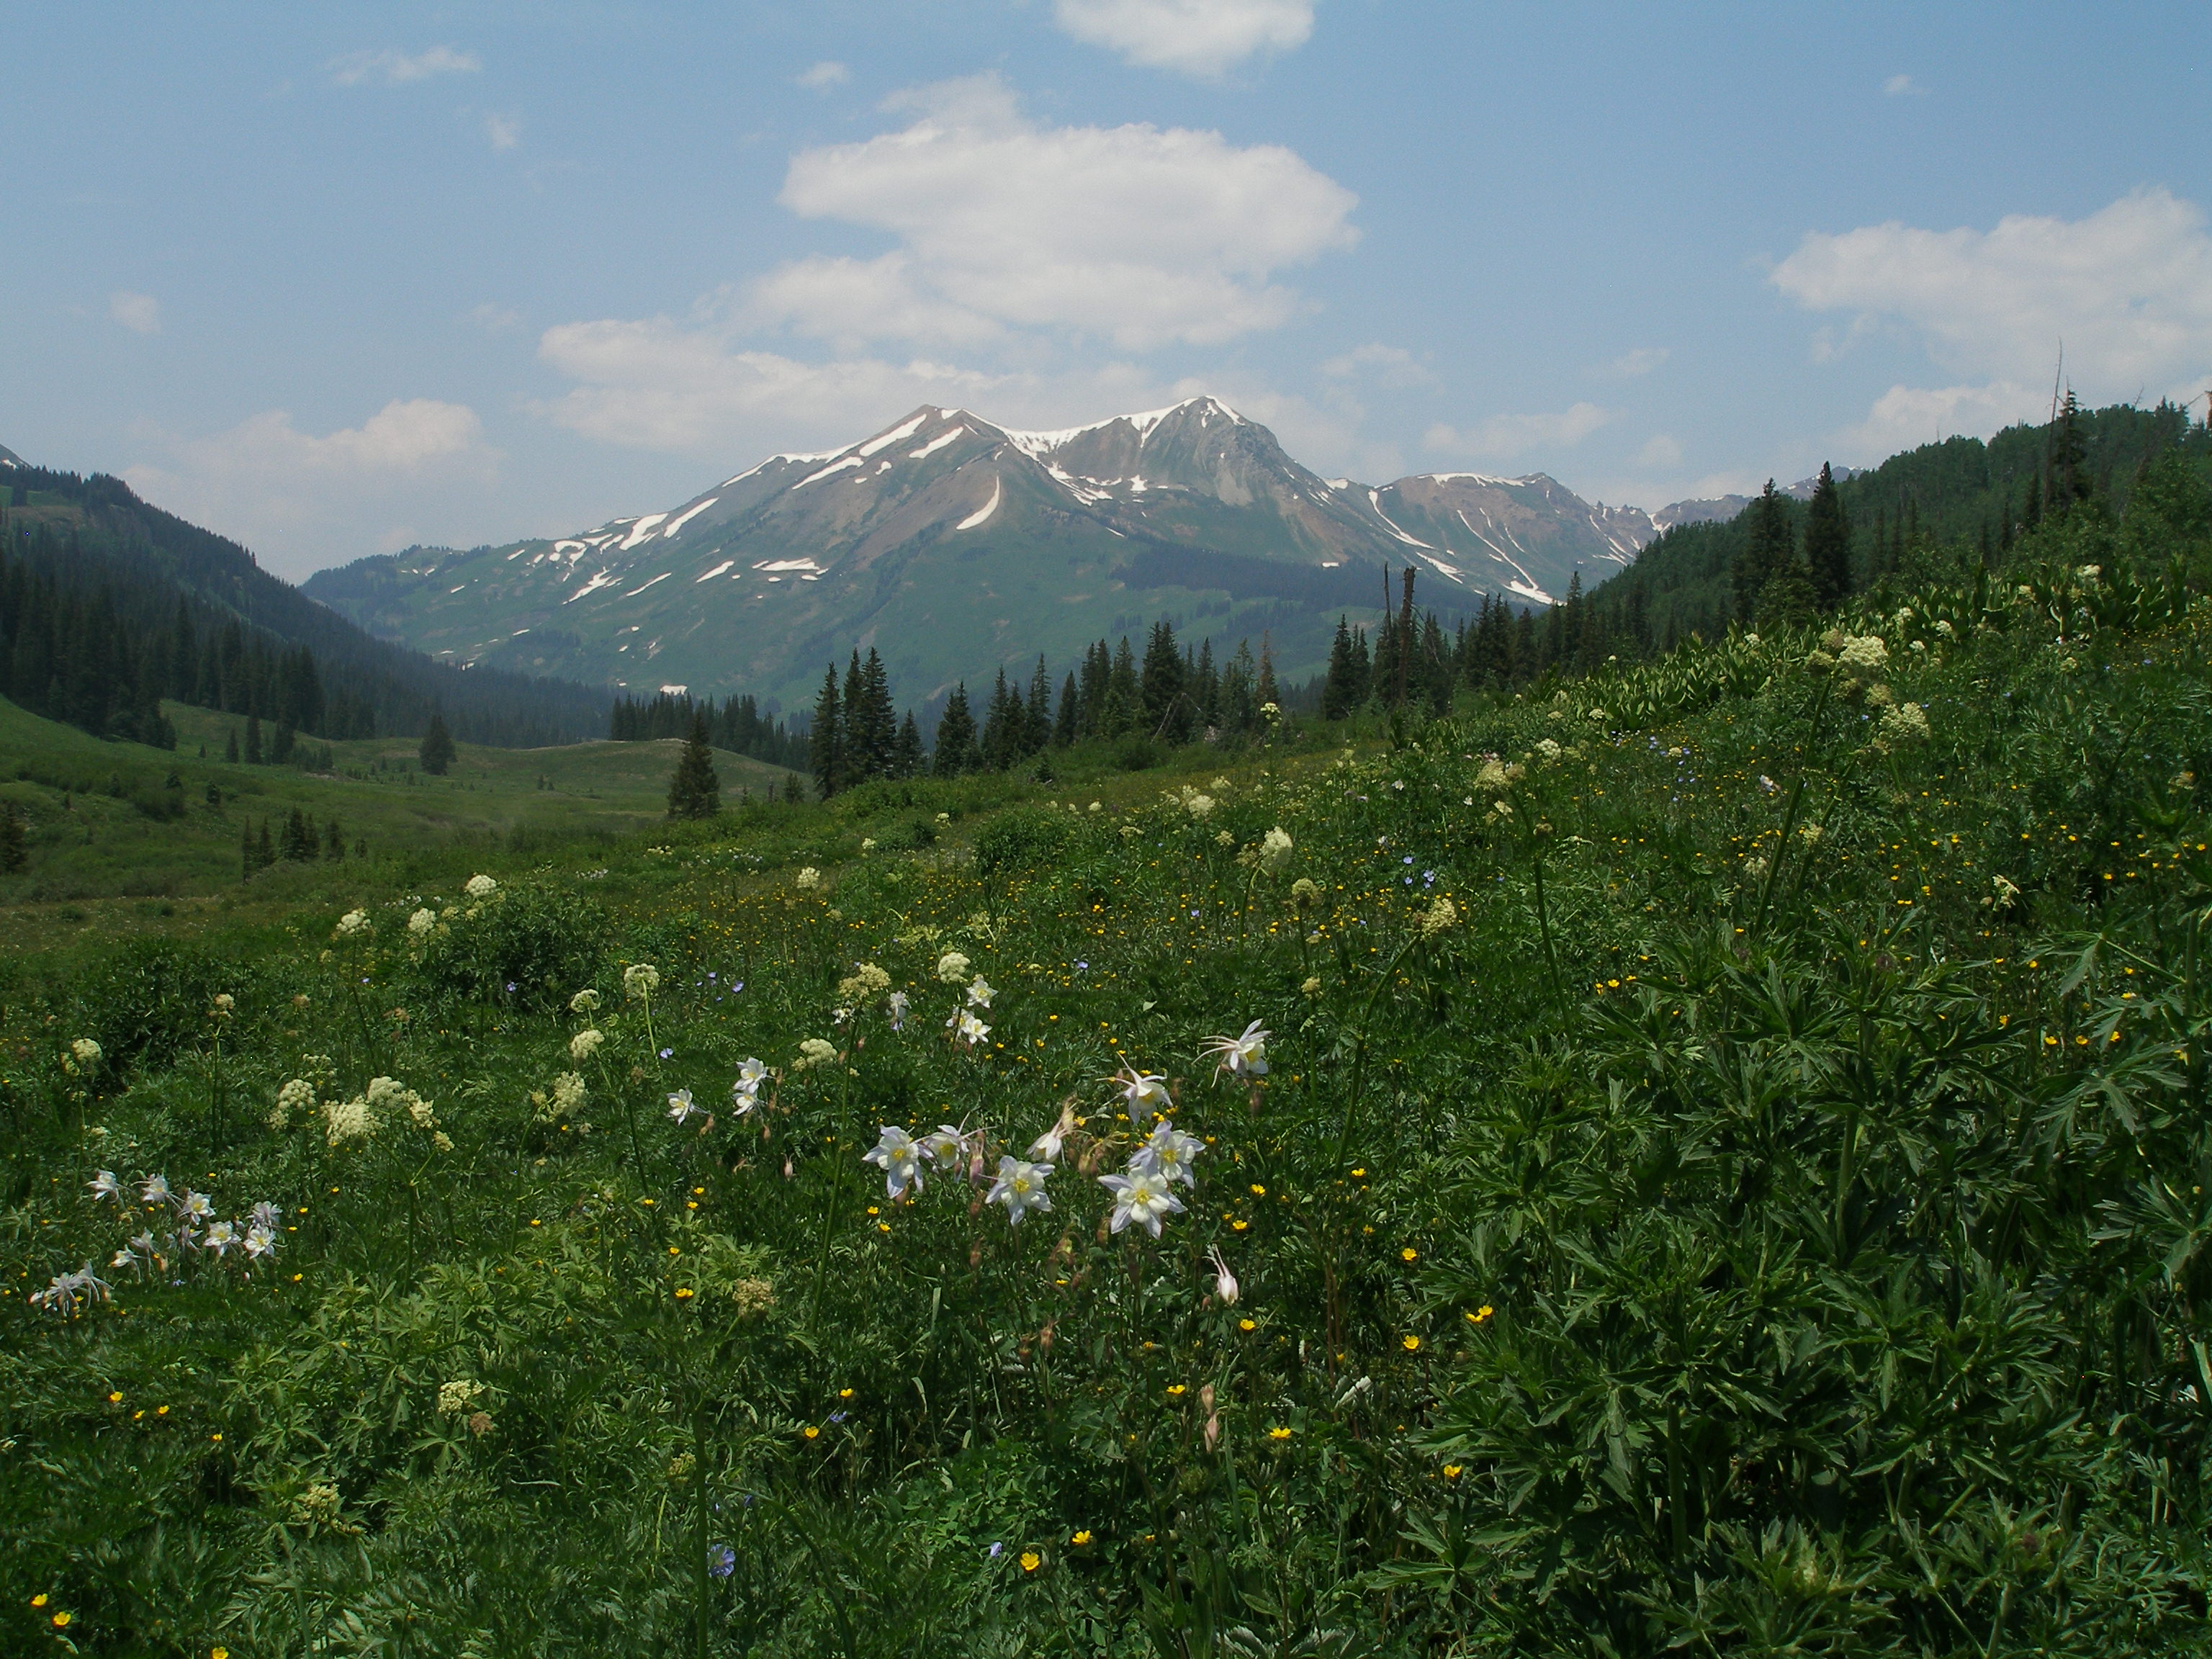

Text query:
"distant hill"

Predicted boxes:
[[1, 459, 608, 746], [304, 397, 1663, 710]]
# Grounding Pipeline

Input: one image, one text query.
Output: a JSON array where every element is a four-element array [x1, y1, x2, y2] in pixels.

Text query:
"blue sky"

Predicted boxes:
[[6, 1, 2208, 580]]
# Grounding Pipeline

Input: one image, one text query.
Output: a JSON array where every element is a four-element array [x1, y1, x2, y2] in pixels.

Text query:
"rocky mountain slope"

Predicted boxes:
[[305, 399, 1658, 707]]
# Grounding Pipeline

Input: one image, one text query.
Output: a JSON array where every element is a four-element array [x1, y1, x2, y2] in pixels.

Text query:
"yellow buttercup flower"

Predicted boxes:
[[1020, 1550, 1041, 1572], [803, 1425, 820, 1440], [1071, 1529, 1092, 1545], [1269, 1426, 1292, 1441], [1402, 1334, 1421, 1352]]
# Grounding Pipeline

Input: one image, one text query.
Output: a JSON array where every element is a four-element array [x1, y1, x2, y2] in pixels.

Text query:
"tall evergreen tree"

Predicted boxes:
[[1105, 638, 1140, 736], [225, 727, 240, 764], [809, 665, 844, 799], [1322, 617, 1362, 720], [667, 709, 721, 819], [932, 683, 976, 776], [1140, 621, 1186, 738], [1732, 482, 1797, 624], [244, 712, 264, 765], [1053, 673, 1079, 746], [1025, 656, 1053, 754], [418, 709, 455, 775], [1192, 638, 1219, 729], [1802, 462, 1851, 610], [892, 711, 925, 778], [1256, 637, 1279, 711], [0, 804, 24, 874]]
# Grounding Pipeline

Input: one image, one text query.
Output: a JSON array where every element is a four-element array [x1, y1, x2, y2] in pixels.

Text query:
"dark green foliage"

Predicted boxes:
[[418, 710, 455, 775], [810, 664, 845, 797], [610, 691, 808, 770], [0, 803, 23, 873], [971, 804, 1078, 876], [932, 682, 976, 777], [399, 878, 608, 1012], [71, 938, 233, 1071], [1803, 461, 1851, 607], [667, 711, 721, 820]]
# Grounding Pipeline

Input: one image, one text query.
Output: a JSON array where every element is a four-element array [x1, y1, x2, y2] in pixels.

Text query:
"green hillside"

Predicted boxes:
[[4, 501, 2211, 1654], [0, 696, 796, 918]]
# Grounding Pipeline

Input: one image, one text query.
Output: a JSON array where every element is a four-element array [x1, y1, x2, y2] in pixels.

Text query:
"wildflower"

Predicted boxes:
[[918, 1124, 968, 1166], [408, 907, 436, 935], [333, 907, 372, 940], [948, 1009, 990, 1046], [1114, 1066, 1171, 1123], [987, 1156, 1054, 1224], [1300, 976, 1323, 996], [935, 950, 972, 984], [465, 873, 498, 899], [547, 1071, 587, 1119], [860, 837, 876, 853], [570, 1029, 605, 1063], [1202, 1020, 1270, 1079], [624, 963, 661, 999], [1836, 634, 1887, 673], [139, 1174, 173, 1206], [837, 962, 892, 1004], [69, 1037, 103, 1069], [1876, 701, 1931, 745], [2076, 563, 2102, 585], [1256, 826, 1293, 873], [667, 1088, 704, 1126], [793, 1038, 840, 1072], [1934, 618, 1955, 638], [1466, 1304, 1494, 1324], [210, 994, 235, 1018], [203, 1219, 238, 1256], [1758, 774, 1777, 794], [87, 1169, 126, 1205], [709, 1545, 736, 1580], [1797, 822, 1824, 843], [1029, 1102, 1081, 1163], [569, 988, 601, 1014], [1129, 1119, 1205, 1187], [1992, 873, 2020, 909], [863, 1126, 922, 1199], [438, 1379, 486, 1414], [886, 990, 911, 1030], [244, 1225, 278, 1260], [966, 975, 996, 1009], [795, 866, 822, 891], [1418, 895, 1458, 938], [1269, 1426, 1292, 1441], [1071, 1529, 1093, 1546], [1099, 1167, 1184, 1236], [323, 1096, 375, 1146], [1401, 1334, 1421, 1352], [30, 1264, 112, 1316], [1207, 1246, 1239, 1305], [179, 1190, 215, 1220], [1534, 737, 1562, 763]]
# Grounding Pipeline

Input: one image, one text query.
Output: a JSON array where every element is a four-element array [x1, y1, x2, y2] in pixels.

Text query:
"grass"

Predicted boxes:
[[3, 534, 2210, 1655]]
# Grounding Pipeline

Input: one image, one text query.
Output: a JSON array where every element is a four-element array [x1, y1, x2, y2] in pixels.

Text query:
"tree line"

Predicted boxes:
[[0, 466, 608, 747], [608, 690, 809, 770]]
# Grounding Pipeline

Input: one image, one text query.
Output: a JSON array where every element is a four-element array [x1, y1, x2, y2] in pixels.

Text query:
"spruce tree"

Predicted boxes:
[[933, 683, 976, 776], [325, 818, 345, 860], [1256, 637, 1278, 711], [809, 667, 844, 799], [418, 710, 455, 775], [0, 804, 25, 873], [1192, 638, 1219, 729], [1108, 638, 1141, 733], [1053, 673, 1079, 746], [892, 712, 925, 778], [1322, 617, 1361, 720], [244, 712, 264, 765], [256, 821, 274, 871], [225, 727, 239, 764], [1140, 621, 1185, 738], [1802, 462, 1851, 609], [1732, 482, 1796, 624], [667, 710, 721, 819], [1025, 656, 1053, 754]]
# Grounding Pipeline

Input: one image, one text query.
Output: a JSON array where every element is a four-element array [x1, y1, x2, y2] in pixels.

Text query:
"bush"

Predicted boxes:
[[400, 878, 608, 1010], [72, 939, 235, 1072], [971, 806, 1076, 876]]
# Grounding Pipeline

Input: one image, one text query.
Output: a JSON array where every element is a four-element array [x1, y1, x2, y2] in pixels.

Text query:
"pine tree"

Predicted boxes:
[[810, 666, 844, 799], [0, 804, 25, 873], [892, 711, 925, 778], [244, 712, 264, 765], [1322, 617, 1361, 720], [225, 727, 239, 764], [418, 710, 455, 775], [1733, 482, 1797, 624], [667, 709, 721, 819], [1802, 462, 1851, 610], [1053, 673, 1079, 746], [1256, 637, 1278, 712], [1025, 656, 1053, 755], [325, 818, 345, 860], [933, 683, 976, 776], [256, 821, 274, 871], [1107, 638, 1141, 736], [1141, 621, 1185, 739]]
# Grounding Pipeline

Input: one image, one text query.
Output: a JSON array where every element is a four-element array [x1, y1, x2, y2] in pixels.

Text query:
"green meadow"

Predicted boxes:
[[4, 524, 2211, 1655]]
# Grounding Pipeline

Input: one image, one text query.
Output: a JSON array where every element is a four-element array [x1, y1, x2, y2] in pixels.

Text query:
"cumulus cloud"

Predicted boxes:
[[1321, 343, 1432, 388], [1423, 402, 1616, 462], [109, 292, 161, 335], [124, 400, 497, 577], [1882, 73, 1928, 97], [796, 60, 850, 90], [1606, 346, 1668, 377], [484, 113, 521, 151], [1053, 0, 1314, 77], [753, 75, 1357, 351], [1773, 187, 2212, 451], [1635, 433, 1683, 469], [330, 45, 480, 86]]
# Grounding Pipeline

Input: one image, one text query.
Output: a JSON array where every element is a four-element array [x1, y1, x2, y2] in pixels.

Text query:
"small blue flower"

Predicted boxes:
[[827, 1411, 848, 1424], [709, 1544, 735, 1579], [660, 1048, 674, 1060], [988, 1542, 1004, 1558]]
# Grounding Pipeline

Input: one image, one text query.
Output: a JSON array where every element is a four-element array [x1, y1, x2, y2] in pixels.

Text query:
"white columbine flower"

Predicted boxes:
[[1208, 1246, 1240, 1306], [244, 1225, 278, 1260], [966, 976, 996, 1010], [1128, 1120, 1205, 1187], [667, 1088, 703, 1126], [1114, 1066, 1171, 1123], [139, 1174, 173, 1207], [1100, 1169, 1184, 1237], [863, 1125, 922, 1199], [1029, 1102, 1080, 1163], [947, 1009, 990, 1047], [1202, 1021, 1270, 1079], [466, 873, 498, 899], [179, 1190, 215, 1220], [87, 1169, 126, 1205], [203, 1219, 238, 1256], [918, 1124, 967, 1167], [987, 1156, 1053, 1225], [886, 991, 911, 1030]]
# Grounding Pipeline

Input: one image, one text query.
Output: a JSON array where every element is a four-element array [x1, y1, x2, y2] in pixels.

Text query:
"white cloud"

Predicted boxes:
[[1772, 187, 2212, 440], [1320, 343, 1432, 388], [796, 60, 850, 91], [1882, 73, 1928, 97], [1053, 0, 1314, 77], [329, 45, 480, 86], [469, 302, 522, 331], [1423, 403, 1616, 462], [1635, 433, 1683, 469], [484, 113, 521, 151], [1606, 346, 1668, 377], [109, 292, 161, 335], [1834, 380, 2049, 460], [124, 400, 497, 577], [758, 74, 1357, 351]]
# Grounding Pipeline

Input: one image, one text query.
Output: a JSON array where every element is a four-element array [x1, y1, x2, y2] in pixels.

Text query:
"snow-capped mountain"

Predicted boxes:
[[304, 398, 1661, 706]]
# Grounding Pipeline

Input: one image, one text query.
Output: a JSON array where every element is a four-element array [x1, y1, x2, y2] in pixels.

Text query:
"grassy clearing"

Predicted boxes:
[[4, 544, 2211, 1655]]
